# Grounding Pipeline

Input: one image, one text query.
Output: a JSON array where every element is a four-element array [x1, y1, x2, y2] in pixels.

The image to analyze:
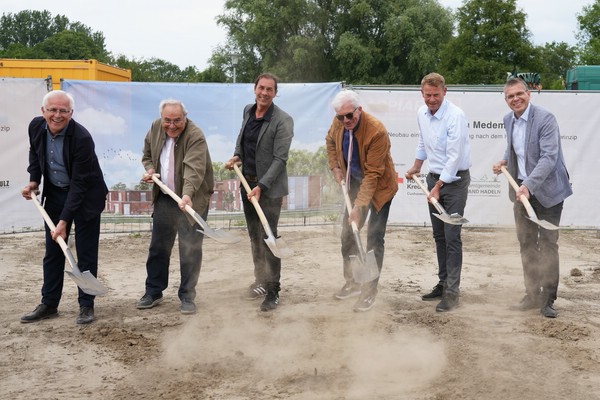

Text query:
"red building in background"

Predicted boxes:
[[105, 176, 322, 215]]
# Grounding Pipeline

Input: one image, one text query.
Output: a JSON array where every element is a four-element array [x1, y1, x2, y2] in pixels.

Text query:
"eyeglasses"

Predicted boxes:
[[335, 107, 358, 121], [162, 118, 185, 126], [505, 91, 527, 101], [45, 108, 72, 115]]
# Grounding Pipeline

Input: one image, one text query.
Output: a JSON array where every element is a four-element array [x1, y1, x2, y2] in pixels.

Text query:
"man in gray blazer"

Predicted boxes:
[[225, 73, 294, 312], [493, 77, 572, 318]]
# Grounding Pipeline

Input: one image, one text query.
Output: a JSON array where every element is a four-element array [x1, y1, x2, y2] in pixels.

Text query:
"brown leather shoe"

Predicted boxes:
[[21, 304, 58, 323]]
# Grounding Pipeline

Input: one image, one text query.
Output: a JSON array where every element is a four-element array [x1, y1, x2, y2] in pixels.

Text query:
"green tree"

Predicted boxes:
[[216, 0, 453, 84], [111, 182, 127, 190], [577, 0, 600, 65], [113, 54, 228, 83], [0, 10, 109, 61], [34, 30, 106, 60], [536, 42, 577, 89], [439, 0, 537, 84], [134, 182, 151, 190], [212, 161, 236, 181]]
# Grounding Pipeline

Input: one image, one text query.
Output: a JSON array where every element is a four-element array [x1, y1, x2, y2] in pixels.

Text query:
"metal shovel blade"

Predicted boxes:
[[431, 200, 469, 225], [63, 247, 108, 296], [412, 174, 468, 226], [527, 216, 559, 230], [523, 204, 559, 231], [31, 195, 108, 296], [232, 164, 292, 258], [499, 166, 559, 231], [432, 211, 469, 226], [350, 250, 379, 284], [65, 270, 109, 296], [193, 213, 241, 244], [264, 235, 294, 259]]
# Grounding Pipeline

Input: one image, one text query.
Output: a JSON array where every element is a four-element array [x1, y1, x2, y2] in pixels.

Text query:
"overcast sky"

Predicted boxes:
[[3, 0, 594, 70]]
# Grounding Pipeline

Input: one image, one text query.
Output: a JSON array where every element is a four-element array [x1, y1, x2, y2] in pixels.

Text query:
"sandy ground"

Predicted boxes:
[[1, 224, 600, 400]]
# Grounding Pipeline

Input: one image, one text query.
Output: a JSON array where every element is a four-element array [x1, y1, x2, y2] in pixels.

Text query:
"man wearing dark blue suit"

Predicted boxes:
[[493, 77, 572, 318], [21, 90, 108, 325], [225, 73, 294, 312]]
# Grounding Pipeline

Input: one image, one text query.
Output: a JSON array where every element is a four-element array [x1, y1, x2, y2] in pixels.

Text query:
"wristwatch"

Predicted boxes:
[[435, 180, 444, 188]]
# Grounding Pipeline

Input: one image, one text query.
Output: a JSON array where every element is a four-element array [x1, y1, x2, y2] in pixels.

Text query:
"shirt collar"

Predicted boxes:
[[512, 103, 531, 122], [251, 102, 275, 121], [425, 99, 448, 119], [45, 122, 67, 137]]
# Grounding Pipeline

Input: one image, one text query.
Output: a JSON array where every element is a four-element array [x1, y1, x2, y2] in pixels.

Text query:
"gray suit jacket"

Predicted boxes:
[[234, 103, 294, 198], [502, 103, 572, 208]]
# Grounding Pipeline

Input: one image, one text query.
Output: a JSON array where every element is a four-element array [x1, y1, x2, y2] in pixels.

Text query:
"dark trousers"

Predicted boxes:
[[514, 196, 563, 303], [341, 178, 392, 295], [42, 184, 101, 308], [241, 183, 282, 292], [145, 193, 206, 302], [427, 171, 470, 295]]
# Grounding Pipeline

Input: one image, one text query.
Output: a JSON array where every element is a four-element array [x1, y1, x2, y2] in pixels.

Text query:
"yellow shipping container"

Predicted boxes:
[[0, 58, 131, 90]]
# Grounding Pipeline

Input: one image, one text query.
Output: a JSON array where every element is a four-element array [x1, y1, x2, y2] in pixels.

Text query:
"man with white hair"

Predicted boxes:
[[325, 90, 398, 312], [138, 99, 214, 315], [21, 90, 108, 325]]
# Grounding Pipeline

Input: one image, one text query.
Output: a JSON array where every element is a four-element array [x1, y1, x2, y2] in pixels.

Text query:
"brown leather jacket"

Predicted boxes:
[[326, 111, 398, 211]]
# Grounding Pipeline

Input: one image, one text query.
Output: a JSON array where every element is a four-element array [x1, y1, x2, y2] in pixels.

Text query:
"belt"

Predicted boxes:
[[244, 175, 258, 183], [429, 170, 469, 180], [49, 184, 70, 192]]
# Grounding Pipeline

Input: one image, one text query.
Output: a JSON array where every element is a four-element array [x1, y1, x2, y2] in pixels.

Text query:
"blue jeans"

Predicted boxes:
[[514, 196, 563, 302], [145, 193, 206, 302], [241, 183, 282, 292], [341, 179, 392, 295], [427, 171, 470, 295]]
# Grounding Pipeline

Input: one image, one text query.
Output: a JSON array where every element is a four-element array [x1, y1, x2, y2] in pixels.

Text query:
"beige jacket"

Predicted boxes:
[[142, 118, 214, 223]]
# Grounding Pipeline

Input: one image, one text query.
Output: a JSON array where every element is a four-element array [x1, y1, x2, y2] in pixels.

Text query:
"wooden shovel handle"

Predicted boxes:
[[30, 195, 69, 253], [232, 164, 275, 237], [499, 166, 536, 218], [151, 174, 206, 227], [340, 181, 361, 234], [29, 194, 81, 273], [411, 174, 446, 214]]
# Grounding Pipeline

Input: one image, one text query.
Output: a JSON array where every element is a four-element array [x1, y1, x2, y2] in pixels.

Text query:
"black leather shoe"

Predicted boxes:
[[76, 306, 95, 325], [436, 293, 459, 312], [20, 304, 58, 323], [541, 303, 558, 318], [422, 284, 444, 301], [511, 294, 540, 311]]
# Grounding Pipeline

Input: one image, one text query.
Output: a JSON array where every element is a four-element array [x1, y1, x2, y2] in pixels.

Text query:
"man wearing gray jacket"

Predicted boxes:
[[226, 73, 294, 312], [493, 77, 572, 318]]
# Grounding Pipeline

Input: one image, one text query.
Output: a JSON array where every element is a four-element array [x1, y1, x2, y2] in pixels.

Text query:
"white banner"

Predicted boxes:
[[355, 88, 596, 228], [0, 79, 595, 231], [0, 78, 50, 232]]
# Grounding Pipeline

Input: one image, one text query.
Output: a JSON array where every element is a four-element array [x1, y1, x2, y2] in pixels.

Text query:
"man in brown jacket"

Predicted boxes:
[[138, 99, 214, 315], [326, 90, 398, 312]]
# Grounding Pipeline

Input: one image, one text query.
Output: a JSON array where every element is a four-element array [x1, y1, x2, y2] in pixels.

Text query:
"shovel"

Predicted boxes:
[[412, 174, 469, 225], [340, 181, 379, 284], [151, 175, 241, 244], [500, 166, 559, 231], [232, 164, 293, 258], [30, 195, 108, 296]]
